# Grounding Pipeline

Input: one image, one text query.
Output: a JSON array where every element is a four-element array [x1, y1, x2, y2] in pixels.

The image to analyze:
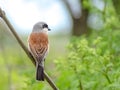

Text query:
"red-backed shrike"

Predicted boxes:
[[28, 22, 50, 81]]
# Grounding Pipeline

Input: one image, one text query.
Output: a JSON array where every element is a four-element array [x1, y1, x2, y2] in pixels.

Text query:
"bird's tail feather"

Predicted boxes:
[[36, 64, 44, 81]]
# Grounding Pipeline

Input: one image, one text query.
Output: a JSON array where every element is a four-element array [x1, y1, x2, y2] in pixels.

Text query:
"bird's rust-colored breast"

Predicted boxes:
[[29, 32, 48, 45], [28, 32, 49, 56]]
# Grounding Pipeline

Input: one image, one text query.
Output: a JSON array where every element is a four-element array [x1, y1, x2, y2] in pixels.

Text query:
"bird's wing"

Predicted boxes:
[[28, 33, 49, 63]]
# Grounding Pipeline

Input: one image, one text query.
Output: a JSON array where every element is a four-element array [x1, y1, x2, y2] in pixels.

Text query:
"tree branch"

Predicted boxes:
[[0, 8, 58, 90]]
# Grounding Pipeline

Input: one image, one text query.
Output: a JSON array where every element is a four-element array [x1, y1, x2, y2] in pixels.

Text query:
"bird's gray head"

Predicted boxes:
[[32, 22, 51, 33]]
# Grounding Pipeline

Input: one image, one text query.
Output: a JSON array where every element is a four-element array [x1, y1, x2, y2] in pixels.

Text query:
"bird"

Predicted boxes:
[[28, 22, 50, 81]]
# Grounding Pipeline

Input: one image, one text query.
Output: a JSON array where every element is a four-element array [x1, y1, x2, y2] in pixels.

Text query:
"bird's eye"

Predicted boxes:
[[43, 24, 48, 28]]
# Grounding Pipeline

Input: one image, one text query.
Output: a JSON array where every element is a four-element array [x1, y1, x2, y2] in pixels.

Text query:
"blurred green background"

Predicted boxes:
[[0, 0, 120, 90]]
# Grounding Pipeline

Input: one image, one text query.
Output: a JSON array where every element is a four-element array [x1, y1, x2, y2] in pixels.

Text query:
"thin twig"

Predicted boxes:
[[102, 71, 112, 84], [74, 67, 83, 90], [0, 8, 58, 90]]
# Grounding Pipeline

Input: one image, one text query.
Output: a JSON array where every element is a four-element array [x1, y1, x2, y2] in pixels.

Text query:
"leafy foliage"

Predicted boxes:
[[55, 0, 120, 90], [55, 32, 120, 89]]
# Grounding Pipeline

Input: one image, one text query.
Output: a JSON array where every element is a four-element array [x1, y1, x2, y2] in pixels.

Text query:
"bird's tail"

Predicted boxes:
[[36, 63, 44, 81]]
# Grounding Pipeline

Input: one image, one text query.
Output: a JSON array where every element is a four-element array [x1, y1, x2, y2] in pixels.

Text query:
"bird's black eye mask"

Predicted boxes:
[[43, 24, 48, 28]]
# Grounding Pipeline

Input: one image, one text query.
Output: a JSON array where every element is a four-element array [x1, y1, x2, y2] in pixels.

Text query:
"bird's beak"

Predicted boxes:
[[48, 28, 51, 31]]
